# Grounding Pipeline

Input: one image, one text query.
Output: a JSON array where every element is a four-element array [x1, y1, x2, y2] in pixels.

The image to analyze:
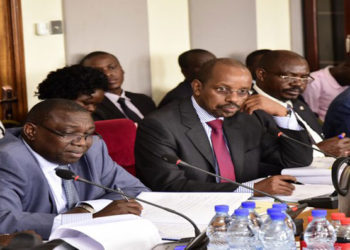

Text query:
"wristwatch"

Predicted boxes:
[[75, 203, 95, 213]]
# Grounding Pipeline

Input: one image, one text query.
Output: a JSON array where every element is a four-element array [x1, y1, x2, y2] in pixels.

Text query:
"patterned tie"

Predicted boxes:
[[57, 165, 80, 209], [207, 119, 236, 182], [117, 98, 142, 123]]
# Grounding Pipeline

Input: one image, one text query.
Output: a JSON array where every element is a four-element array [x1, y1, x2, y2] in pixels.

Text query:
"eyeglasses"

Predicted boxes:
[[36, 124, 94, 143], [214, 86, 252, 97], [278, 75, 314, 84]]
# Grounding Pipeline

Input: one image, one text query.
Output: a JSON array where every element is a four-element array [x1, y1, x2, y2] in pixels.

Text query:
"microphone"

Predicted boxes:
[[55, 169, 201, 238], [161, 154, 289, 205], [270, 128, 337, 158]]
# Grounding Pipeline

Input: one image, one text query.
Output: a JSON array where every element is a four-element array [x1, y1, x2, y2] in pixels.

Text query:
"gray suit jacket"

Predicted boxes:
[[135, 98, 313, 192], [0, 128, 149, 239]]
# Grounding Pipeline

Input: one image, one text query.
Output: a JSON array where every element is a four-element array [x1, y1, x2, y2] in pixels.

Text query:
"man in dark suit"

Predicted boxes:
[[80, 51, 156, 122], [242, 50, 350, 157], [158, 49, 216, 108], [135, 58, 313, 195], [0, 99, 148, 239]]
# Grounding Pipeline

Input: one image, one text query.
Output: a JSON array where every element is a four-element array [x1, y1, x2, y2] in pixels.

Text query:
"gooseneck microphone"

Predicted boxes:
[[161, 154, 288, 205], [55, 169, 201, 237]]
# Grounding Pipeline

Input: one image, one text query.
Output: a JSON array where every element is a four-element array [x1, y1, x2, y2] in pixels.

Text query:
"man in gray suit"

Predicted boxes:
[[0, 99, 149, 239]]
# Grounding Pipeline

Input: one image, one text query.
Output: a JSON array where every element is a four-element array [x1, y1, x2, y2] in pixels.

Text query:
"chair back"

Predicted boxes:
[[94, 119, 137, 176]]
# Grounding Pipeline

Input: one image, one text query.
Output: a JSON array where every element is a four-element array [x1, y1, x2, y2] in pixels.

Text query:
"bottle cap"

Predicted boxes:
[[331, 212, 346, 221], [272, 203, 287, 211], [341, 218, 350, 225], [270, 213, 286, 221], [311, 209, 327, 217], [267, 208, 282, 215], [214, 205, 229, 213], [241, 201, 256, 209], [307, 216, 313, 223], [234, 208, 249, 217]]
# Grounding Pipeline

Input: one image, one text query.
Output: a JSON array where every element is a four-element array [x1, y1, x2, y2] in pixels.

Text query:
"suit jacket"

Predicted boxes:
[[158, 80, 193, 108], [134, 98, 313, 192], [0, 128, 149, 239], [92, 91, 156, 121]]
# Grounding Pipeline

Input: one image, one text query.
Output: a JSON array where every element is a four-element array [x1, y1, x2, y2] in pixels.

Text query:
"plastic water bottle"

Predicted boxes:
[[206, 205, 231, 250], [304, 209, 336, 250], [330, 212, 345, 233], [272, 203, 296, 234], [240, 201, 262, 228], [300, 216, 314, 250], [259, 212, 296, 250], [334, 217, 350, 250]]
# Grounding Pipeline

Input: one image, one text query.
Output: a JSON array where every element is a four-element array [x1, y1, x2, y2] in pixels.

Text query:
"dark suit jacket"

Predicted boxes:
[[92, 91, 156, 121], [134, 98, 313, 192], [0, 128, 149, 239], [158, 80, 193, 108]]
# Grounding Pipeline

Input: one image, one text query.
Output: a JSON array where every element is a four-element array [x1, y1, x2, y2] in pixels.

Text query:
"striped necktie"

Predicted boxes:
[[57, 165, 80, 209]]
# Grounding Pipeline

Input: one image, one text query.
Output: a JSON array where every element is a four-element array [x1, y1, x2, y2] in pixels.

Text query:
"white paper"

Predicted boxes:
[[50, 214, 162, 250], [275, 184, 335, 202], [138, 192, 251, 239]]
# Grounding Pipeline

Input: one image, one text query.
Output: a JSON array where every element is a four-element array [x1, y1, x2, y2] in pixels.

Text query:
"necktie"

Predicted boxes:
[[57, 165, 80, 209], [207, 119, 236, 182], [117, 98, 142, 123]]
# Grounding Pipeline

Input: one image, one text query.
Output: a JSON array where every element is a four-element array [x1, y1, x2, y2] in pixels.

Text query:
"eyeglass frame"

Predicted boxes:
[[263, 70, 314, 84], [35, 123, 94, 143], [214, 86, 253, 97]]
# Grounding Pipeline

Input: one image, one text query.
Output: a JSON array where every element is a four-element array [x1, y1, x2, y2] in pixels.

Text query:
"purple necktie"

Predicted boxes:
[[207, 119, 236, 182]]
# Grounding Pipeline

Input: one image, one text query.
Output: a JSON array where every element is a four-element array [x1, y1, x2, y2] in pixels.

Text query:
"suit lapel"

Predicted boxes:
[[223, 116, 245, 180], [179, 100, 216, 169], [101, 97, 125, 118]]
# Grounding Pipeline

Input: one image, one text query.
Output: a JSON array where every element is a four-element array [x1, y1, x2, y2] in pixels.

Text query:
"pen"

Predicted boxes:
[[338, 133, 345, 139], [285, 180, 304, 185], [117, 187, 130, 202]]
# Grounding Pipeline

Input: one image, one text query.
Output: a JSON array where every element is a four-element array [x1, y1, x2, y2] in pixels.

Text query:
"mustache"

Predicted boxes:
[[283, 87, 303, 93], [219, 102, 240, 110]]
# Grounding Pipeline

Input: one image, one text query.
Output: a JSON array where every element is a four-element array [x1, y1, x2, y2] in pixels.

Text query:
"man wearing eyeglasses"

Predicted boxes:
[[0, 99, 149, 239], [242, 50, 350, 158], [135, 58, 312, 194]]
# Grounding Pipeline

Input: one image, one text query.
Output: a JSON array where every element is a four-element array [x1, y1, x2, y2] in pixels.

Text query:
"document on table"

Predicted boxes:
[[138, 192, 251, 240], [275, 184, 335, 202]]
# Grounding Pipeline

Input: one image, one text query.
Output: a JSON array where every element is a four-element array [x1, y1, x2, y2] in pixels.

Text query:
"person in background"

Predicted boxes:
[[36, 64, 108, 113], [158, 49, 216, 108], [245, 49, 271, 81], [242, 50, 350, 157], [302, 55, 350, 121], [80, 51, 156, 122], [0, 99, 149, 239], [135, 58, 312, 195]]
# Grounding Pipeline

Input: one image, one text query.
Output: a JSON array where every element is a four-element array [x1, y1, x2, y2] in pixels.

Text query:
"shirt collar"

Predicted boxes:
[[105, 90, 131, 102]]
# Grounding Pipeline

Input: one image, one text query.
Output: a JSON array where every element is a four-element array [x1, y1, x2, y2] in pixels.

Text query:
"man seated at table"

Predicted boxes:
[[242, 50, 350, 157], [0, 99, 149, 239], [135, 58, 313, 195]]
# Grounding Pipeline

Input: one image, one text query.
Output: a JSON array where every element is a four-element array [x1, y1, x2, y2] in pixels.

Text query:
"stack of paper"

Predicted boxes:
[[138, 192, 251, 240], [281, 157, 336, 184]]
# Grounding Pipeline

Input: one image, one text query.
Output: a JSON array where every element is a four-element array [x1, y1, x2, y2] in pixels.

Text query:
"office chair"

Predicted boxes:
[[94, 119, 137, 176]]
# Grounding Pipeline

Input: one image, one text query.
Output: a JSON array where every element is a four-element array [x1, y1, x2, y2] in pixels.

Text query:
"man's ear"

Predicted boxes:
[[191, 79, 203, 96], [23, 123, 37, 141], [256, 67, 266, 82]]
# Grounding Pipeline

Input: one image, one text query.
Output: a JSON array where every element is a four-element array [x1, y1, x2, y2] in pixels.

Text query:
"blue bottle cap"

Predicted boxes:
[[215, 205, 229, 213], [272, 203, 288, 211], [270, 213, 286, 221], [234, 208, 249, 217], [267, 208, 282, 215], [311, 209, 327, 217], [241, 201, 256, 209]]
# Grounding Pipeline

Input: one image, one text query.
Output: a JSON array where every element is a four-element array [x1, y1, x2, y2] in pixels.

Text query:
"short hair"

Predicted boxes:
[[36, 65, 108, 100], [258, 50, 306, 71], [197, 58, 249, 84], [26, 98, 89, 125], [178, 49, 215, 69], [245, 49, 271, 69], [79, 51, 119, 65]]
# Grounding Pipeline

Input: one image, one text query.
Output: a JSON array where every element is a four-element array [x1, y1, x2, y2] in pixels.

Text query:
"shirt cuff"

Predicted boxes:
[[273, 115, 304, 130], [77, 199, 112, 213]]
